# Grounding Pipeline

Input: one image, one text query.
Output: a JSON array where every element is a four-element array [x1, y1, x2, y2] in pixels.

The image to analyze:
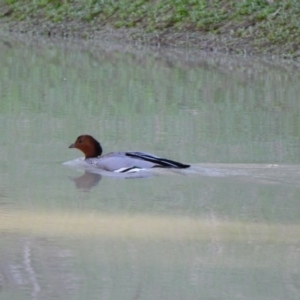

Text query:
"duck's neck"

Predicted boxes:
[[85, 141, 103, 159]]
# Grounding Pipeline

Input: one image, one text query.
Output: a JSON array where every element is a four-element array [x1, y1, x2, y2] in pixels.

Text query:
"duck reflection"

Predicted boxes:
[[70, 171, 102, 191], [68, 168, 156, 190]]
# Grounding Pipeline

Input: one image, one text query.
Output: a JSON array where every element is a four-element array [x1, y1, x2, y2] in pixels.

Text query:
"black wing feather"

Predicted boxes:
[[126, 152, 190, 169]]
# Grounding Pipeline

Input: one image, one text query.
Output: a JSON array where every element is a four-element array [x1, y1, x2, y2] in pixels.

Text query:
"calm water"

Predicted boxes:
[[1, 34, 300, 300]]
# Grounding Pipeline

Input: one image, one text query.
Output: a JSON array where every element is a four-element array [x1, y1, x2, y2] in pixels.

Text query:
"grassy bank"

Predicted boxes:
[[0, 0, 300, 57]]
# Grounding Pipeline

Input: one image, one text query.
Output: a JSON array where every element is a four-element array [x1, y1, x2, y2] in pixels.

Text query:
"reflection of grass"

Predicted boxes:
[[1, 210, 300, 243]]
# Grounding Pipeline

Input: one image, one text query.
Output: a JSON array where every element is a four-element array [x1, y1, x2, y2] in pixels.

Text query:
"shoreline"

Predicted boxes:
[[0, 21, 291, 58]]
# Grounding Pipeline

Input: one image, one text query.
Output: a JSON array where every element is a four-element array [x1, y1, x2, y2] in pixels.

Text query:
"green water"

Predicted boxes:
[[0, 34, 300, 300]]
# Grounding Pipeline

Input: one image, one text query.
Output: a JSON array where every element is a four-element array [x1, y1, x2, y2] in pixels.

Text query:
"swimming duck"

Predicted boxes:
[[69, 135, 190, 173]]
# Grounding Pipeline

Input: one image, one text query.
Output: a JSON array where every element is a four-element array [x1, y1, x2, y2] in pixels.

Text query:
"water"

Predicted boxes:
[[1, 34, 300, 300]]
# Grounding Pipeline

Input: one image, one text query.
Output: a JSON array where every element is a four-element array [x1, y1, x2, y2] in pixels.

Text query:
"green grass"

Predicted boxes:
[[1, 0, 300, 56]]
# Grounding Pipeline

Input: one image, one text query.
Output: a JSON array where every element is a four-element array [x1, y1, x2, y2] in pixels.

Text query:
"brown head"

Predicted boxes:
[[69, 135, 103, 159]]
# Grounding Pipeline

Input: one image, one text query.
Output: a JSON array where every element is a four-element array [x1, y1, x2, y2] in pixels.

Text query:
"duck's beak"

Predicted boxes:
[[69, 143, 75, 148]]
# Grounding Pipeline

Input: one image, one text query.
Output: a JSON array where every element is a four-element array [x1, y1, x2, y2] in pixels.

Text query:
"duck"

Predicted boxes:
[[69, 135, 190, 173]]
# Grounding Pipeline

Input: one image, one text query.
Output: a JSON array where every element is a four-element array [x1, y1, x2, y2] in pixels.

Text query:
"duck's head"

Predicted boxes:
[[69, 135, 103, 159]]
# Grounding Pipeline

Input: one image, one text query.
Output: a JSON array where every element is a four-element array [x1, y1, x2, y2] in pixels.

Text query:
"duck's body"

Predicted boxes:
[[69, 135, 190, 173], [86, 151, 189, 172]]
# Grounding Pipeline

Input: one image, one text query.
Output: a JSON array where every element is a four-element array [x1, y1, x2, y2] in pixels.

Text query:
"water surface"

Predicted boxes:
[[1, 34, 300, 300]]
